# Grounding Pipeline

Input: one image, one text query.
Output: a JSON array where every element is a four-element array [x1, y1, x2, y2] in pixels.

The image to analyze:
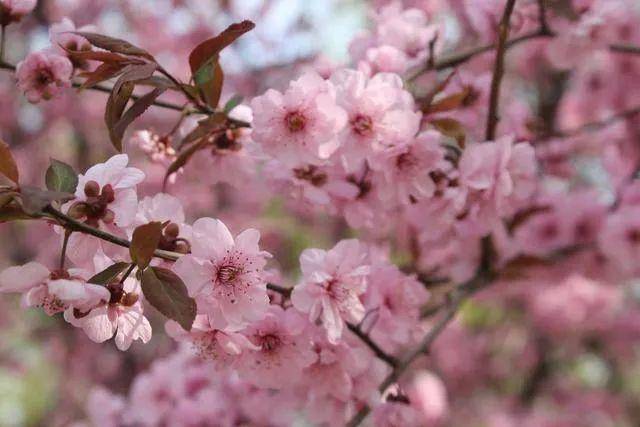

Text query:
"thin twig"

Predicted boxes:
[[486, 0, 519, 141], [266, 283, 398, 368], [0, 26, 6, 63], [539, 105, 640, 141], [345, 273, 491, 427], [347, 323, 398, 367]]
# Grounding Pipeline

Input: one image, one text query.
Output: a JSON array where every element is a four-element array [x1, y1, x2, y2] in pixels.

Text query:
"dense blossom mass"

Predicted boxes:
[[1, 0, 640, 426]]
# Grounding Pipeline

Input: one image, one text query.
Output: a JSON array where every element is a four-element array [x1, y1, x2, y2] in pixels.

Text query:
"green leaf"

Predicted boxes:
[[141, 267, 196, 331], [130, 221, 163, 269], [193, 59, 224, 108], [88, 262, 131, 285], [0, 138, 19, 185], [45, 159, 78, 194], [223, 94, 244, 114]]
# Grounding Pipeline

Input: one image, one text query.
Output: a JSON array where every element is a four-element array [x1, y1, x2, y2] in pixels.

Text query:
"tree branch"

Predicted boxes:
[[0, 60, 250, 127], [43, 205, 181, 261], [345, 271, 492, 427], [485, 0, 519, 141]]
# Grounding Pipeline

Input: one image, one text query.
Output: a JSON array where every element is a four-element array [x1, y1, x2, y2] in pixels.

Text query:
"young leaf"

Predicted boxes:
[[179, 113, 227, 149], [0, 139, 19, 184], [423, 87, 473, 114], [19, 186, 75, 215], [45, 159, 79, 194], [78, 62, 129, 89], [88, 262, 131, 285], [188, 20, 255, 73], [431, 118, 467, 148], [130, 221, 163, 269], [109, 87, 166, 151], [193, 59, 224, 108], [223, 94, 244, 114], [73, 32, 155, 60], [105, 81, 135, 152], [141, 267, 196, 331]]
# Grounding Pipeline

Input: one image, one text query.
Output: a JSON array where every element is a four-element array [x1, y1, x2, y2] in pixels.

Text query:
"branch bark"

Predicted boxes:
[[485, 0, 519, 141]]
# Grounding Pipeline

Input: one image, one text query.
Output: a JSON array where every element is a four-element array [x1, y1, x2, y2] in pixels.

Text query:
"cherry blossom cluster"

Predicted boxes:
[[1, 0, 640, 426]]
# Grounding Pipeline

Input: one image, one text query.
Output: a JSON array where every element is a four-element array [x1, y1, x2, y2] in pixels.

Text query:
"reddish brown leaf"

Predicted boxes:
[[141, 267, 196, 331], [188, 20, 255, 73], [65, 49, 132, 64], [431, 118, 467, 148], [105, 81, 135, 152], [130, 222, 163, 269], [109, 87, 166, 151], [0, 139, 19, 185], [79, 61, 128, 89], [73, 32, 154, 60], [424, 87, 472, 114]]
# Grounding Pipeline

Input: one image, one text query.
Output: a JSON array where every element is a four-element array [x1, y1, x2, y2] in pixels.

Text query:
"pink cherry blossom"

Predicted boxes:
[[165, 314, 258, 366], [598, 206, 640, 275], [15, 50, 73, 103], [458, 135, 537, 234], [0, 262, 109, 315], [331, 69, 421, 170], [236, 305, 316, 389], [64, 154, 145, 265], [172, 217, 270, 329], [250, 72, 347, 166], [0, 0, 36, 25], [49, 17, 95, 68], [362, 262, 430, 352], [292, 239, 370, 343], [64, 270, 152, 351], [373, 130, 445, 204], [406, 371, 449, 425]]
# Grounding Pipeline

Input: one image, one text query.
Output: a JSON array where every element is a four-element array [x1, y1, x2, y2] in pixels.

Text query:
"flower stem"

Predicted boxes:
[[59, 229, 71, 270]]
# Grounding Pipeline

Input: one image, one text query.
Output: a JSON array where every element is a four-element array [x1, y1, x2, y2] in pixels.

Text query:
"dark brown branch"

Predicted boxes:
[[485, 0, 519, 141], [43, 205, 180, 261], [347, 323, 398, 367]]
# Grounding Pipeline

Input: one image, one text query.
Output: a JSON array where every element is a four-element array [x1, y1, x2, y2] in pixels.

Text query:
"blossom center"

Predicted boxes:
[[68, 181, 116, 227], [293, 165, 327, 187], [216, 264, 242, 285], [351, 114, 373, 136], [260, 334, 281, 352], [284, 111, 306, 133]]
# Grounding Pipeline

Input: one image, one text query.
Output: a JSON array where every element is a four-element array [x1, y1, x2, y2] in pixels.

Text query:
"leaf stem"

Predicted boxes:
[[120, 263, 136, 283]]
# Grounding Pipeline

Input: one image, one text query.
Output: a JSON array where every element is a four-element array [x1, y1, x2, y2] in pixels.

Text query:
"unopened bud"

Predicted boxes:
[[84, 180, 100, 198], [100, 184, 115, 203], [164, 223, 180, 239]]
